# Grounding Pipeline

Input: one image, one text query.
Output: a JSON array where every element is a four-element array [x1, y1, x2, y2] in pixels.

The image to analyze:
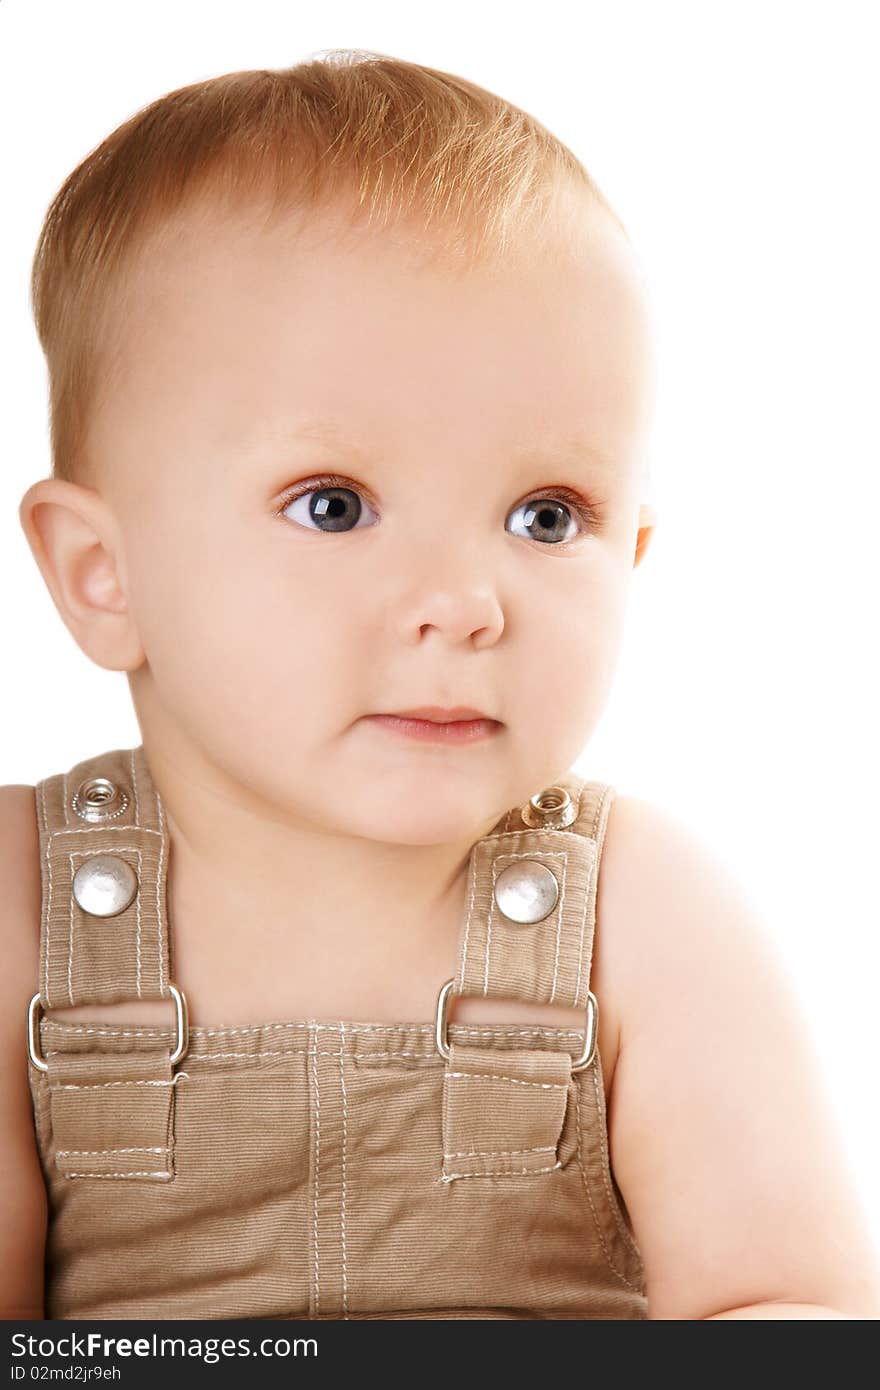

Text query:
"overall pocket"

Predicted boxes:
[[439, 1040, 573, 1182]]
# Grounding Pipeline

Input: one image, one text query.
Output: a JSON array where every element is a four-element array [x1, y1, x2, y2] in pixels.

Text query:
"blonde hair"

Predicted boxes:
[[30, 47, 628, 485]]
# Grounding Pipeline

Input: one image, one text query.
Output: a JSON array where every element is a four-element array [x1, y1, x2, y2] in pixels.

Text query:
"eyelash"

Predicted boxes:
[[274, 473, 603, 537]]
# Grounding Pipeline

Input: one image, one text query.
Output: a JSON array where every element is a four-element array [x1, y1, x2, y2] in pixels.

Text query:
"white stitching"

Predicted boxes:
[[129, 748, 141, 825], [43, 1047, 441, 1062], [573, 1074, 642, 1293], [591, 1064, 643, 1261], [441, 1038, 451, 1175], [551, 852, 567, 1003], [63, 1170, 172, 1179], [570, 779, 590, 1009], [65, 846, 74, 1008], [310, 1022, 320, 1317], [50, 1076, 188, 1090], [445, 1072, 567, 1089], [439, 1160, 562, 1182], [352, 1053, 442, 1062], [458, 852, 479, 995], [573, 843, 593, 1009], [156, 798, 167, 994], [40, 825, 162, 837], [575, 784, 604, 1008], [161, 1049, 346, 1061], [483, 855, 493, 996], [38, 1022, 584, 1039], [444, 1145, 555, 1158], [56, 1146, 169, 1156], [70, 1052, 571, 1070], [339, 1021, 348, 1319], [184, 1022, 320, 1038], [40, 779, 52, 1008]]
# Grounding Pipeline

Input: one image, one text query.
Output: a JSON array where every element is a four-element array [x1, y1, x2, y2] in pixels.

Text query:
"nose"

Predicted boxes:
[[392, 565, 505, 649]]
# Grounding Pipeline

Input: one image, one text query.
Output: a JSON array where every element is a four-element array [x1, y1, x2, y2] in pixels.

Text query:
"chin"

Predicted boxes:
[[343, 789, 493, 846]]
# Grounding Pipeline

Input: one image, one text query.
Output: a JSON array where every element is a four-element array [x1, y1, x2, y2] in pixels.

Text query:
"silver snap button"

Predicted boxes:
[[521, 785, 577, 830], [493, 859, 559, 924], [72, 855, 139, 918], [70, 777, 129, 823]]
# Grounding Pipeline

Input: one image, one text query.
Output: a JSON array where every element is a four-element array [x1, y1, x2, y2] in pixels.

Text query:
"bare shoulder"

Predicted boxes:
[[0, 783, 42, 1010], [596, 791, 880, 1319], [0, 783, 47, 1316], [596, 792, 756, 1006], [591, 793, 704, 1084]]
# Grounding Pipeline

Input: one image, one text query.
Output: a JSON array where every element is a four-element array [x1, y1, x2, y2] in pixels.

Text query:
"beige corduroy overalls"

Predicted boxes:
[[25, 744, 647, 1320]]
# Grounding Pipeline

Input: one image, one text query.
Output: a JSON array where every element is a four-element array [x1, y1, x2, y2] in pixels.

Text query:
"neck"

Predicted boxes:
[[142, 739, 502, 968]]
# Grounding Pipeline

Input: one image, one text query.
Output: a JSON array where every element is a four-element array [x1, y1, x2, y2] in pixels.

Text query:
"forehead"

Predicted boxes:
[[99, 194, 655, 482]]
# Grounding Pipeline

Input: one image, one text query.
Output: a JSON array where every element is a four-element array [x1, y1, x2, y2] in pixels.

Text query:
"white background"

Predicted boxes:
[[2, 2, 878, 1263]]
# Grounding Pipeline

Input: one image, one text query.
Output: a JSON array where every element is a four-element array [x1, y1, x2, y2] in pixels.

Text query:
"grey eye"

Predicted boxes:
[[282, 485, 377, 532], [506, 498, 581, 545]]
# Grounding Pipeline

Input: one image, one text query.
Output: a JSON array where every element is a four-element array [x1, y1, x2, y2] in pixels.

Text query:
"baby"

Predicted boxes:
[[2, 49, 878, 1322]]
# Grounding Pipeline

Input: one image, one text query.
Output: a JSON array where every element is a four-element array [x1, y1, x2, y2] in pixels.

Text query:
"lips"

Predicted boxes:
[[366, 708, 501, 744], [381, 706, 495, 723]]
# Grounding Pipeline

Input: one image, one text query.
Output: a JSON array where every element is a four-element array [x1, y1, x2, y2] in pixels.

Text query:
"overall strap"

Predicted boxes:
[[453, 770, 611, 1011], [439, 772, 615, 1183], [36, 744, 172, 1009], [32, 745, 180, 1181]]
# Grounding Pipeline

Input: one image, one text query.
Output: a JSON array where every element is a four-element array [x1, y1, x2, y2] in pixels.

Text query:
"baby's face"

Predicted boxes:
[[86, 196, 655, 842]]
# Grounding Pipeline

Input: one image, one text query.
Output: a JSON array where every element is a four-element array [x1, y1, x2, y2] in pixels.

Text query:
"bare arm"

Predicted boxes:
[[704, 1302, 852, 1318], [599, 795, 880, 1321], [0, 785, 48, 1318]]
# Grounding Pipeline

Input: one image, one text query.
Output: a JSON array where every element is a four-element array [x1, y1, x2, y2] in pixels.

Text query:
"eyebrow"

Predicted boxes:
[[273, 420, 369, 460], [276, 419, 615, 473], [510, 436, 616, 474]]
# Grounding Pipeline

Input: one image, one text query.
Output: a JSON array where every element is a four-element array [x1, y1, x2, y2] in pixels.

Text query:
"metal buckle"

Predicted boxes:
[[27, 983, 190, 1074], [520, 785, 578, 830], [434, 977, 599, 1072]]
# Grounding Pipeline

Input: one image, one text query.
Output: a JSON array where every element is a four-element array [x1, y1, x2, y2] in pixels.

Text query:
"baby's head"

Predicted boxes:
[[20, 50, 657, 845]]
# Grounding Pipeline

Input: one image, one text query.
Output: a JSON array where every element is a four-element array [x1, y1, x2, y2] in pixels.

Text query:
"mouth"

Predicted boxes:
[[382, 706, 495, 723], [365, 706, 502, 744]]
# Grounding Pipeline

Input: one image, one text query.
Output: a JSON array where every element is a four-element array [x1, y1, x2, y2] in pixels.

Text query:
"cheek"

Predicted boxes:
[[510, 562, 628, 743], [127, 520, 371, 736], [516, 563, 622, 673]]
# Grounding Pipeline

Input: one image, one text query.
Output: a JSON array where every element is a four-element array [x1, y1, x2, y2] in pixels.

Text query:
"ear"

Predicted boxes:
[[18, 478, 145, 671], [633, 498, 658, 568]]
